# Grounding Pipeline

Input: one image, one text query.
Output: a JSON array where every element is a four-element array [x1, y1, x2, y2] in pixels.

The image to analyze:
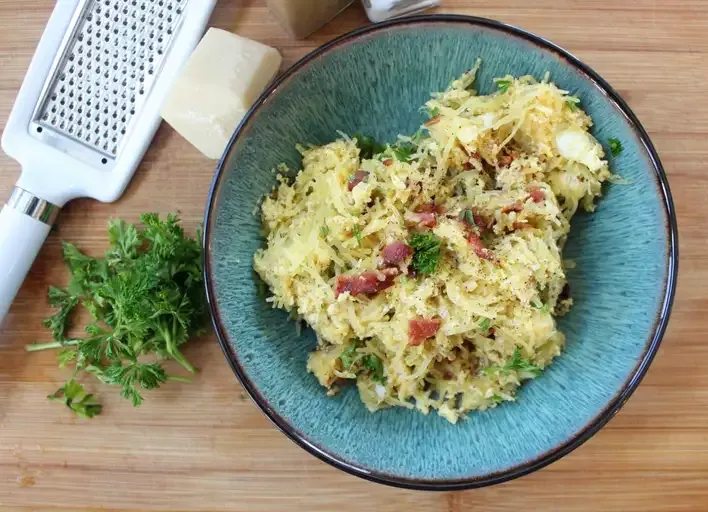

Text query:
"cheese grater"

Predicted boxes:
[[0, 0, 216, 323]]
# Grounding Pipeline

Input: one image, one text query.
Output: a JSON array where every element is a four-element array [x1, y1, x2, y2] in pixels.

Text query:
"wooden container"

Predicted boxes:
[[265, 0, 355, 39]]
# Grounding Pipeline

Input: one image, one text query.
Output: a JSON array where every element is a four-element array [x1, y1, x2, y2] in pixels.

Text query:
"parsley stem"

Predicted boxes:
[[25, 340, 80, 352], [158, 317, 197, 374], [167, 375, 192, 383]]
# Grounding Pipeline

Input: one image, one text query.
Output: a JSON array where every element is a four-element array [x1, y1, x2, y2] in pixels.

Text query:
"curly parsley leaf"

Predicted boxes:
[[27, 214, 206, 418], [48, 379, 102, 419], [363, 354, 385, 383], [478, 318, 491, 333], [608, 138, 623, 157], [496, 79, 512, 93], [352, 225, 363, 246], [392, 143, 415, 162], [354, 134, 385, 160], [42, 287, 79, 341], [409, 233, 442, 274], [339, 343, 358, 369], [503, 348, 542, 377], [532, 300, 551, 314]]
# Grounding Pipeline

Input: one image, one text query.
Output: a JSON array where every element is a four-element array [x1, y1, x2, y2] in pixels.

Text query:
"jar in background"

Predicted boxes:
[[361, 0, 441, 22], [266, 0, 355, 39]]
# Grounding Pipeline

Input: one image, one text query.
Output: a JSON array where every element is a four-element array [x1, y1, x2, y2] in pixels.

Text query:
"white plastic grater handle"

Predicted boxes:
[[0, 189, 56, 323]]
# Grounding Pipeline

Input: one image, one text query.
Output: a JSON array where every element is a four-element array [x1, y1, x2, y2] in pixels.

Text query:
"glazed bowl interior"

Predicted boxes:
[[204, 16, 676, 489]]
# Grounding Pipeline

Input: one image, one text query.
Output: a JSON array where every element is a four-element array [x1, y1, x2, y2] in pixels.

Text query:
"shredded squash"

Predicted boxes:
[[253, 62, 611, 423]]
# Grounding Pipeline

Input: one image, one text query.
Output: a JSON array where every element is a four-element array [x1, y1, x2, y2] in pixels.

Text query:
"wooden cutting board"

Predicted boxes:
[[0, 1, 705, 510]]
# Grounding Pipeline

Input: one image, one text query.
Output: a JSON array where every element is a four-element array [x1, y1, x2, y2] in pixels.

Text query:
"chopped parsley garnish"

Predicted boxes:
[[339, 344, 385, 383], [478, 318, 491, 333], [485, 348, 542, 378], [532, 300, 551, 314], [503, 348, 542, 377], [428, 106, 440, 117], [48, 379, 102, 419], [496, 79, 512, 93], [460, 209, 476, 227], [320, 225, 329, 237], [566, 99, 579, 112], [354, 134, 385, 159], [409, 233, 442, 274], [608, 138, 623, 157], [363, 354, 385, 383], [352, 225, 362, 246], [393, 143, 414, 162], [339, 344, 358, 369]]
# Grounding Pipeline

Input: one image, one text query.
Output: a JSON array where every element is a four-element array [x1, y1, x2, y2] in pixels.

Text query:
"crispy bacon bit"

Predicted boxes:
[[347, 170, 369, 191], [382, 158, 393, 166], [382, 241, 412, 265], [497, 151, 519, 168], [473, 208, 493, 233], [463, 162, 474, 170], [512, 222, 529, 231], [405, 211, 436, 228], [468, 231, 495, 261], [502, 202, 523, 214], [409, 317, 442, 346], [405, 203, 444, 228], [335, 268, 399, 298], [528, 187, 545, 203], [424, 115, 441, 126], [417, 203, 446, 214]]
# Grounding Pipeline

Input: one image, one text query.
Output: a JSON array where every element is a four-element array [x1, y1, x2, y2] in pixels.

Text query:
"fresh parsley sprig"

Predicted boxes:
[[608, 138, 623, 157], [26, 214, 206, 418], [409, 233, 442, 275], [485, 348, 542, 378]]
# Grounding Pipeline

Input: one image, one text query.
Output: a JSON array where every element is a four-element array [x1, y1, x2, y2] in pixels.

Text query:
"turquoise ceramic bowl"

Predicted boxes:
[[203, 16, 678, 489]]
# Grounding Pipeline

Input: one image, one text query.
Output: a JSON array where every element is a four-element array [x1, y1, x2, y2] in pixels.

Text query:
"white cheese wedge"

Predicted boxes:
[[555, 129, 604, 171], [161, 28, 282, 159]]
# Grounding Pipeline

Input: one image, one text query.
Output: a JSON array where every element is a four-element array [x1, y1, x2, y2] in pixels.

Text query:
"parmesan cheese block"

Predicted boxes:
[[161, 28, 282, 159]]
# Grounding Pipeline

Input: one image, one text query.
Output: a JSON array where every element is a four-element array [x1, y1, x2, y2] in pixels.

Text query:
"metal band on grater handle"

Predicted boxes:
[[0, 0, 217, 324]]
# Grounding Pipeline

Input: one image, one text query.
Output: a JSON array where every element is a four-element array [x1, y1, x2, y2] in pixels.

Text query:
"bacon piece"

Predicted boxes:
[[528, 187, 545, 203], [347, 170, 369, 191], [382, 158, 393, 166], [497, 151, 519, 168], [409, 317, 442, 346], [381, 241, 412, 265], [335, 268, 399, 298], [502, 202, 523, 214], [416, 203, 446, 214], [467, 231, 495, 261], [424, 115, 441, 126], [405, 211, 436, 228], [405, 204, 444, 228]]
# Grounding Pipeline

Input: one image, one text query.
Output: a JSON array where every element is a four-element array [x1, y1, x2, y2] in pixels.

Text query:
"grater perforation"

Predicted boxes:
[[31, 0, 188, 160]]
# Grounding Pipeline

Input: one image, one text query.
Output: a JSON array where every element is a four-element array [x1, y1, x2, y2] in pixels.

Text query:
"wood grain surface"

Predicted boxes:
[[0, 1, 704, 510]]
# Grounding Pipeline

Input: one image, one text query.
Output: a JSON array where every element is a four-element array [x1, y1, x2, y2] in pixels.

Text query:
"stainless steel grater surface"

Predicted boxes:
[[31, 0, 190, 160]]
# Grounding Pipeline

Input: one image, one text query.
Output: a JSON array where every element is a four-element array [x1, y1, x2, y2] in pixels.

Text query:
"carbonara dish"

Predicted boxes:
[[253, 62, 612, 423]]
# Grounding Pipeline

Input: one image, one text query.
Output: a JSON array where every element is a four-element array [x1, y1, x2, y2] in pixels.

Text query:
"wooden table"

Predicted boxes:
[[0, 1, 704, 510]]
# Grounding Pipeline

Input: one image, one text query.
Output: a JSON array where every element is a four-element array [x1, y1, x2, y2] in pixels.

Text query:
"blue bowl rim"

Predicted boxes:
[[202, 14, 679, 491]]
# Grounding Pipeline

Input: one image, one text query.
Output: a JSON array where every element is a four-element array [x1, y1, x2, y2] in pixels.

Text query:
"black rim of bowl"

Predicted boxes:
[[203, 14, 679, 491]]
